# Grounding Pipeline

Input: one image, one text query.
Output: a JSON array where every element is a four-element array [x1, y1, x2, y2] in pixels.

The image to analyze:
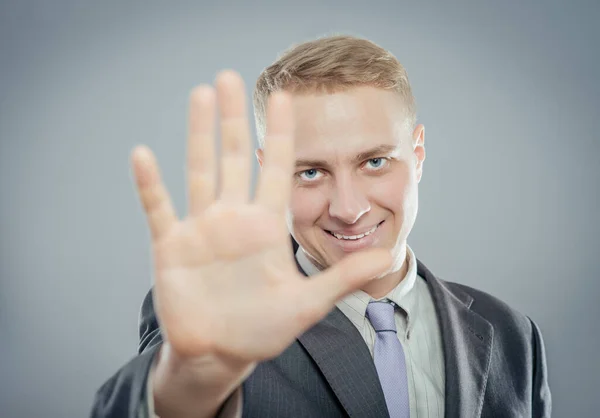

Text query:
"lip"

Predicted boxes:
[[322, 221, 384, 253]]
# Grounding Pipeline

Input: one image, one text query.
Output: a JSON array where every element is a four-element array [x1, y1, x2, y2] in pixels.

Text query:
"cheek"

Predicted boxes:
[[290, 188, 328, 226], [369, 163, 416, 213]]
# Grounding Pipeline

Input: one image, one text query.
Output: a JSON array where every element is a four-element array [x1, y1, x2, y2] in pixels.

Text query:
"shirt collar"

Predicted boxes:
[[295, 244, 420, 339], [296, 246, 321, 276]]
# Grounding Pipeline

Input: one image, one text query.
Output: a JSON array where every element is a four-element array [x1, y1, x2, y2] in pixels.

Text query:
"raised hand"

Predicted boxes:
[[131, 70, 393, 365]]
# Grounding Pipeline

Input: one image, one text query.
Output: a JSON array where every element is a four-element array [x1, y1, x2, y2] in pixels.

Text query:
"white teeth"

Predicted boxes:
[[332, 224, 378, 240]]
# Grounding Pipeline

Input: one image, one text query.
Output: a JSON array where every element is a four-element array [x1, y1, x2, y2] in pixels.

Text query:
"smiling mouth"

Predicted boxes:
[[325, 221, 384, 241]]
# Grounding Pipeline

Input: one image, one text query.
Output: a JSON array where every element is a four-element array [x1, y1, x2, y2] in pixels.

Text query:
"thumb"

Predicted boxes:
[[300, 248, 394, 316]]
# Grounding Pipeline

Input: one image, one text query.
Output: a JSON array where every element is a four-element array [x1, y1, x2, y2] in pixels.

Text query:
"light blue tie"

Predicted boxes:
[[366, 300, 410, 418]]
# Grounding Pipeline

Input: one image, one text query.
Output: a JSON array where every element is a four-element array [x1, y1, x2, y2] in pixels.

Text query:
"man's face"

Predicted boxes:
[[260, 86, 425, 271]]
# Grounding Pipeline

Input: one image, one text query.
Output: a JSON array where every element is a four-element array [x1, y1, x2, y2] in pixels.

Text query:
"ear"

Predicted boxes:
[[412, 124, 426, 183], [255, 148, 265, 169]]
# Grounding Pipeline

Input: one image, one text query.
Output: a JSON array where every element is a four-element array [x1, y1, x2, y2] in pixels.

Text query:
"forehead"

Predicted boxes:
[[289, 86, 409, 158]]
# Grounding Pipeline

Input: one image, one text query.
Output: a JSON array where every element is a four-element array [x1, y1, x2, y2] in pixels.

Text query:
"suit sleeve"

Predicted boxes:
[[90, 289, 163, 417], [529, 318, 552, 418], [90, 289, 243, 418]]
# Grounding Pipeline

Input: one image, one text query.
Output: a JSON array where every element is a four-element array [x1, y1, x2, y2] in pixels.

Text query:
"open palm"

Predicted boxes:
[[131, 71, 392, 364]]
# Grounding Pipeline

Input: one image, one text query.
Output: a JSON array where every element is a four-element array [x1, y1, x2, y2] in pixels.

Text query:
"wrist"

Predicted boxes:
[[152, 343, 255, 418]]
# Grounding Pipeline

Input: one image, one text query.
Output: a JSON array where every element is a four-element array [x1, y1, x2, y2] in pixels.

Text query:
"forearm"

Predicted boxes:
[[151, 343, 255, 418]]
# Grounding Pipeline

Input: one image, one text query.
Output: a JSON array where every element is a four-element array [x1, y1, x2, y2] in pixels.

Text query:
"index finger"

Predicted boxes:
[[254, 91, 295, 213]]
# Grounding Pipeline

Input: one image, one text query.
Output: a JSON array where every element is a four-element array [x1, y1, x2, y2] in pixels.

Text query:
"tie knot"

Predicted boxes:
[[366, 301, 397, 333]]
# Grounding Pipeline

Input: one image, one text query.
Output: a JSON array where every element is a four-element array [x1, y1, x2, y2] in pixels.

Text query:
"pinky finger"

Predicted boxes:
[[131, 145, 178, 240]]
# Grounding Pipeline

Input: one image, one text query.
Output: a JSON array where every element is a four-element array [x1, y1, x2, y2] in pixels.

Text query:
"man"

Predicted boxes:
[[91, 35, 551, 417]]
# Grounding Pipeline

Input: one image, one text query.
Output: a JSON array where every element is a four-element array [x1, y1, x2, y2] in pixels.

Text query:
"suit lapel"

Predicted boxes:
[[297, 308, 390, 418], [292, 238, 389, 418], [417, 260, 494, 418]]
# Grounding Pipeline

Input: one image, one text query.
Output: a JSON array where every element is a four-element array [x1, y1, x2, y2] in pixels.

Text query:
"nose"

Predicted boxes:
[[328, 176, 371, 224]]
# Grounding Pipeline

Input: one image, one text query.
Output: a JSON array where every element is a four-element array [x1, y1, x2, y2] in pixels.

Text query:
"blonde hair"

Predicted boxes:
[[253, 34, 416, 147]]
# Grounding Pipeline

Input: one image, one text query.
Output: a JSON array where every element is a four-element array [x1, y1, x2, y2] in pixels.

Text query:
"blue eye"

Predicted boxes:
[[304, 169, 317, 178], [366, 158, 387, 169], [299, 168, 322, 181]]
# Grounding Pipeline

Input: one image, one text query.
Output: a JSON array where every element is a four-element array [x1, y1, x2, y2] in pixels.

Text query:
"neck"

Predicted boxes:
[[361, 243, 408, 299]]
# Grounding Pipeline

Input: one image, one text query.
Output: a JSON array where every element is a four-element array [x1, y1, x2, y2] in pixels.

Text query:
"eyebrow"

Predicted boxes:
[[294, 144, 398, 168]]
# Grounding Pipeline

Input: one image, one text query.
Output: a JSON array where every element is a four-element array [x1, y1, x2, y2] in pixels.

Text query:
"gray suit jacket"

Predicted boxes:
[[91, 241, 551, 417]]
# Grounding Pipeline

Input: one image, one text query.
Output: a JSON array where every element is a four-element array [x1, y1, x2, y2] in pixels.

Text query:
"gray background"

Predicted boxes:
[[1, 0, 598, 416]]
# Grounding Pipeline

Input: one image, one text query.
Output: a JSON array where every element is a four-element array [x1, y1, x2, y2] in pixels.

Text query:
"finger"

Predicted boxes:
[[187, 85, 217, 216], [215, 70, 253, 202], [300, 249, 393, 316], [131, 145, 178, 240], [254, 91, 295, 212]]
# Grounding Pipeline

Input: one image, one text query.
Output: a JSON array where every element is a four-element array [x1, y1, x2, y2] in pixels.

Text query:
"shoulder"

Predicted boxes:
[[440, 278, 540, 345], [138, 287, 162, 354], [416, 257, 535, 331]]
